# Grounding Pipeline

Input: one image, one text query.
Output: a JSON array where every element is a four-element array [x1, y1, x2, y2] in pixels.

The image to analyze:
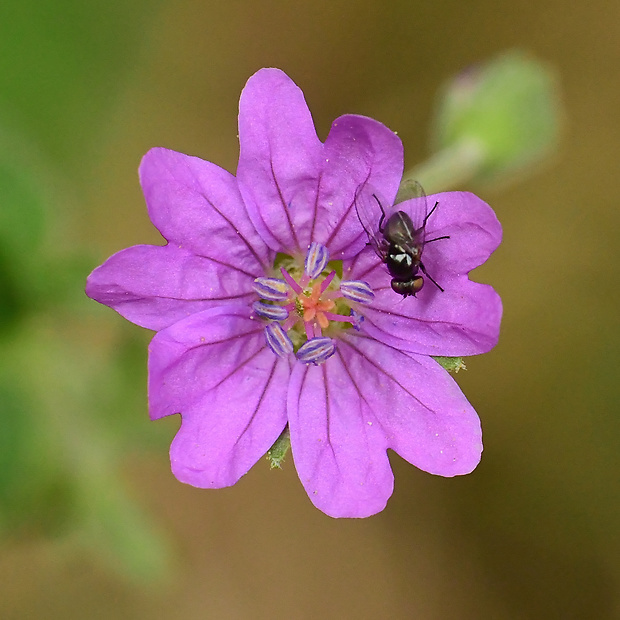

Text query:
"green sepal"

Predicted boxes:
[[432, 356, 467, 373], [267, 425, 290, 469]]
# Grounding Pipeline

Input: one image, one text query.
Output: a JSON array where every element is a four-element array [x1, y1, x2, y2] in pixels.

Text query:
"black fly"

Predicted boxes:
[[355, 181, 449, 298]]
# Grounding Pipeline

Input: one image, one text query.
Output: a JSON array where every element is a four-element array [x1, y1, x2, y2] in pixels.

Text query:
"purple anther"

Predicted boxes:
[[265, 322, 294, 357], [253, 277, 289, 300], [304, 242, 329, 279], [340, 280, 375, 304], [296, 337, 336, 365], [252, 301, 289, 321], [349, 309, 365, 331]]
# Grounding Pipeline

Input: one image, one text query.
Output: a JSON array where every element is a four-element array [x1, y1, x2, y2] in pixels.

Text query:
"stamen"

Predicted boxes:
[[323, 312, 355, 324], [264, 322, 294, 357], [280, 267, 303, 294], [282, 314, 298, 332], [252, 301, 289, 321], [296, 337, 336, 365], [304, 242, 329, 279], [256, 247, 373, 363], [349, 309, 364, 331], [303, 321, 314, 341], [253, 277, 289, 300], [339, 280, 375, 304], [320, 270, 337, 293]]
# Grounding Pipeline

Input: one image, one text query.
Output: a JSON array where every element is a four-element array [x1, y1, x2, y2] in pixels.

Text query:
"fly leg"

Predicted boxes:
[[419, 261, 445, 292], [423, 201, 440, 227], [372, 194, 388, 232], [425, 235, 450, 243]]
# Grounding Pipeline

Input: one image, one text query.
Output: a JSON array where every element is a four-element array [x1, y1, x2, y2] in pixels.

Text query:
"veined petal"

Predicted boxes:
[[140, 147, 271, 271], [237, 68, 323, 255], [317, 114, 403, 259], [287, 358, 394, 518], [408, 191, 502, 274], [148, 305, 290, 487], [361, 276, 502, 356], [86, 244, 257, 331], [337, 332, 482, 477], [237, 72, 404, 260]]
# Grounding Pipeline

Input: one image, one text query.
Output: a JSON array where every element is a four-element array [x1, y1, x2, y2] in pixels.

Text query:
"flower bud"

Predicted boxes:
[[430, 50, 562, 185]]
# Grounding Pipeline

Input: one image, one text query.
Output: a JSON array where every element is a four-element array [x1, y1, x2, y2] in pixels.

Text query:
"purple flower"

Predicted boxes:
[[86, 68, 502, 518]]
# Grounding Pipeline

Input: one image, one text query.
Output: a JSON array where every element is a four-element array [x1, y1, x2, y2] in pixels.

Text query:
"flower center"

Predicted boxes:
[[300, 281, 335, 329], [252, 242, 374, 365]]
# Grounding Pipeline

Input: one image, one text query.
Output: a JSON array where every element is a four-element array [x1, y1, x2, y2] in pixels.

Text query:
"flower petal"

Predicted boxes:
[[338, 332, 482, 476], [237, 68, 323, 255], [149, 305, 290, 487], [412, 191, 502, 274], [86, 244, 256, 331], [315, 114, 404, 259], [139, 147, 271, 271], [360, 273, 502, 356], [237, 70, 405, 259], [287, 356, 394, 518]]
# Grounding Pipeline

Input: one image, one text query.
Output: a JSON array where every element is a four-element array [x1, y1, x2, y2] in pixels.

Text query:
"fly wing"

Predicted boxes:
[[394, 179, 429, 246], [394, 178, 424, 205], [354, 183, 391, 257]]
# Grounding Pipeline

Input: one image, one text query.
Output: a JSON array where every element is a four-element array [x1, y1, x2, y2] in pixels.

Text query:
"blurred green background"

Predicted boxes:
[[1, 0, 618, 618]]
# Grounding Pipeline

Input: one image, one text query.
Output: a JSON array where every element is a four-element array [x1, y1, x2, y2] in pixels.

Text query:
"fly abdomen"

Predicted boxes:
[[391, 277, 424, 297]]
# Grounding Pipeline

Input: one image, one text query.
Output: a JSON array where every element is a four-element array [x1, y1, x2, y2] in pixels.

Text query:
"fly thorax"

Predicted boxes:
[[387, 245, 415, 278]]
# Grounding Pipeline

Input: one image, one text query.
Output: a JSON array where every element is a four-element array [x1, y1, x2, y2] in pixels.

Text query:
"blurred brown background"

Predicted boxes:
[[1, 0, 619, 618]]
